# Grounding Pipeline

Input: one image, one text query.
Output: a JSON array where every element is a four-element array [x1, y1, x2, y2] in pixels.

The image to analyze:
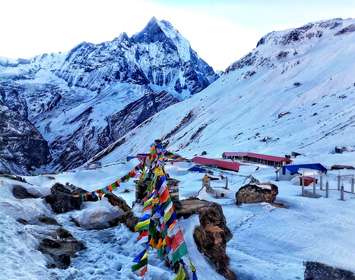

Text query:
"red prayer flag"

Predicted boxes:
[[171, 230, 184, 251], [137, 231, 148, 240], [159, 188, 170, 203]]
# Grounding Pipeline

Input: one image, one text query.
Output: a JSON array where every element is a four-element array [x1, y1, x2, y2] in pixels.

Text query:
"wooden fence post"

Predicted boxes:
[[337, 175, 341, 191], [340, 185, 345, 201], [301, 176, 305, 196], [320, 174, 323, 191], [325, 181, 329, 198], [313, 180, 316, 195], [225, 176, 229, 190], [351, 176, 354, 194]]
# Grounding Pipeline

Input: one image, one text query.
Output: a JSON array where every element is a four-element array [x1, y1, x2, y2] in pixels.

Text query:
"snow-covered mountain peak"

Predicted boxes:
[[133, 17, 176, 42], [132, 17, 192, 62], [0, 17, 218, 174], [115, 32, 130, 43], [226, 18, 355, 74], [256, 18, 345, 48]]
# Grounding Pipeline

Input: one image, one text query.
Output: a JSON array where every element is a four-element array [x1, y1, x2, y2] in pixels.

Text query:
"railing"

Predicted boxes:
[[301, 172, 355, 201]]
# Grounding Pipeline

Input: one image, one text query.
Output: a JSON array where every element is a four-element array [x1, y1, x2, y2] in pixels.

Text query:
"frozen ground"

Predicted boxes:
[[1, 156, 354, 280]]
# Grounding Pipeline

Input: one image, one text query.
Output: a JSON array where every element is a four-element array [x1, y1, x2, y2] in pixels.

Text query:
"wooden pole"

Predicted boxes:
[[351, 176, 354, 194], [325, 181, 329, 198], [340, 185, 345, 201], [320, 174, 323, 191], [313, 180, 316, 196], [337, 175, 341, 191], [301, 174, 305, 196]]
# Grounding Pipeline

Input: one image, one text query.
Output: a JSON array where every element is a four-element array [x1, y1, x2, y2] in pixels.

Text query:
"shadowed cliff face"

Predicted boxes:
[[0, 103, 50, 174]]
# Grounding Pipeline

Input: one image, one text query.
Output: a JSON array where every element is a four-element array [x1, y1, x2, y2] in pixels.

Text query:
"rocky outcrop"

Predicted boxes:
[[44, 182, 138, 231], [44, 183, 83, 213], [38, 227, 85, 269], [37, 215, 60, 225], [0, 103, 50, 174], [98, 91, 179, 149], [103, 193, 138, 231], [304, 261, 355, 280], [175, 198, 236, 280], [236, 183, 278, 206], [12, 185, 41, 199]]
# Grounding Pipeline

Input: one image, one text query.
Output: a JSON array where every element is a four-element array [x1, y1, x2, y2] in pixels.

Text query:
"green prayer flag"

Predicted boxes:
[[172, 242, 187, 264], [131, 257, 148, 271]]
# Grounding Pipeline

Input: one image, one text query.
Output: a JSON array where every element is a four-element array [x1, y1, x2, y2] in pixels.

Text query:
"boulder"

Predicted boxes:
[[71, 200, 124, 230], [304, 261, 355, 280], [38, 227, 85, 269], [44, 183, 84, 213], [85, 192, 138, 232], [236, 183, 278, 206], [176, 198, 236, 280], [38, 215, 60, 225], [44, 182, 138, 231], [12, 185, 41, 199]]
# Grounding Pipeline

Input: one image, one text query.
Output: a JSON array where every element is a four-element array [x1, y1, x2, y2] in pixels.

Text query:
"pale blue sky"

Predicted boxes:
[[1, 0, 355, 69]]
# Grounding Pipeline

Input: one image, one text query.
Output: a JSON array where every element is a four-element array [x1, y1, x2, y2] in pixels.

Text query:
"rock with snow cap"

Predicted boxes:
[[44, 183, 84, 214], [235, 183, 278, 206], [38, 227, 85, 269], [175, 198, 236, 280], [71, 199, 125, 230]]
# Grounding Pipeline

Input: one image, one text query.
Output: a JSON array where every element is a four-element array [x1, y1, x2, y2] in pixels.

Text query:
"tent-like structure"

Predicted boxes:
[[283, 163, 327, 174], [277, 163, 327, 180]]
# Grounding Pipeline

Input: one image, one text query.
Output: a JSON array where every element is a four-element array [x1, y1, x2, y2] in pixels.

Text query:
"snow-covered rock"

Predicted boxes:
[[72, 199, 124, 230], [235, 183, 278, 205]]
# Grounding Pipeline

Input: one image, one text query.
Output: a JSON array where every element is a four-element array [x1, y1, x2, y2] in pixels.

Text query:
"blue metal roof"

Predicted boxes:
[[282, 163, 327, 174], [188, 165, 208, 173]]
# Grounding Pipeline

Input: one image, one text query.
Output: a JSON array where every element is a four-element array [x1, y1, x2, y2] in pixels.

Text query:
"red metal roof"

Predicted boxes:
[[223, 152, 292, 163], [192, 156, 240, 172]]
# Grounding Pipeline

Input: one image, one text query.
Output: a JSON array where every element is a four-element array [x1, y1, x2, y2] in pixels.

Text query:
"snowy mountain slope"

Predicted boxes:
[[93, 18, 355, 167], [0, 17, 217, 174]]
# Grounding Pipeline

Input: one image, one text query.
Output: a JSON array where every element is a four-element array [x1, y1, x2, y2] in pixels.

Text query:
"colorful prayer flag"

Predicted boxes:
[[135, 219, 150, 232], [172, 242, 188, 264], [174, 264, 186, 280], [132, 257, 148, 272], [171, 230, 184, 251], [159, 188, 170, 203]]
